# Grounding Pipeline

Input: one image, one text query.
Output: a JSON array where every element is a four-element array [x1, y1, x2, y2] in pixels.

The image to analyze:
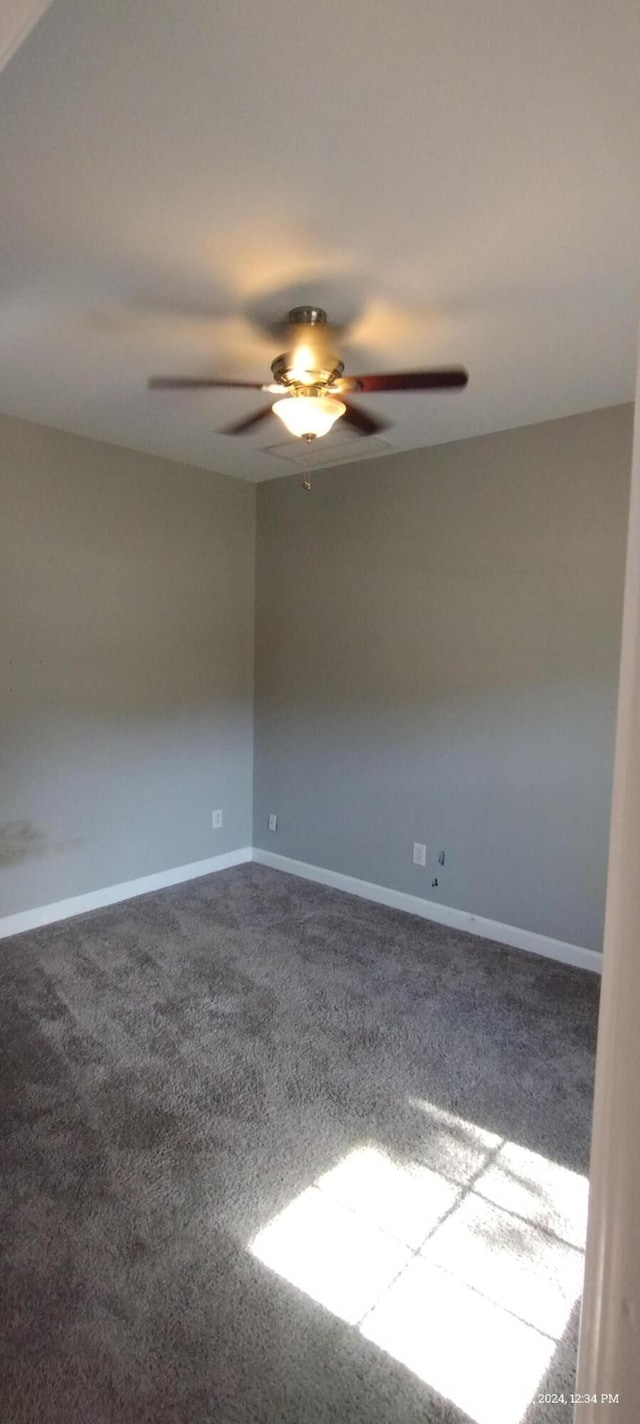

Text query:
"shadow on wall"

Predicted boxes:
[[0, 820, 48, 866], [0, 819, 82, 869]]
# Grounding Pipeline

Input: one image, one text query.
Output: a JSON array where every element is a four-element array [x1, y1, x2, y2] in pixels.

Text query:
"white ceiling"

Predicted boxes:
[[0, 0, 639, 483]]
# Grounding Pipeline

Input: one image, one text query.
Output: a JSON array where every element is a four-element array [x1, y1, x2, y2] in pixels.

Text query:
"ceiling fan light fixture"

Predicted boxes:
[[272, 393, 346, 440]]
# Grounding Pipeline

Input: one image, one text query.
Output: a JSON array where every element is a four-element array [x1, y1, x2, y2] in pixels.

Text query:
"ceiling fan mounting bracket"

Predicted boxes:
[[287, 306, 328, 326]]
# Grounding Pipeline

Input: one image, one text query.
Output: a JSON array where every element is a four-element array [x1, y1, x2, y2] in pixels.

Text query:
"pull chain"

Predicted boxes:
[[301, 433, 315, 491]]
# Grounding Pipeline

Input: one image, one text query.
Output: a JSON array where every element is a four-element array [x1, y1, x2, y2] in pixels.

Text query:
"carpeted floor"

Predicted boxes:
[[0, 863, 599, 1424]]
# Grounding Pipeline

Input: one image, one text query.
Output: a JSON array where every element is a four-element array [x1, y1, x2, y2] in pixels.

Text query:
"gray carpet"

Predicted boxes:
[[0, 863, 599, 1424]]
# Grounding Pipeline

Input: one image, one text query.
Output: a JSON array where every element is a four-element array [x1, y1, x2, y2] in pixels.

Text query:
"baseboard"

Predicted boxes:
[[252, 848, 602, 974], [1, 844, 602, 974], [0, 847, 253, 941]]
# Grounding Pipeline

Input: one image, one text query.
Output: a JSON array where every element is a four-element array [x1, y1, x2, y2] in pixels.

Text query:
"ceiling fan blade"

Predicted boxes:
[[338, 367, 469, 394], [340, 400, 390, 436], [219, 403, 275, 436], [148, 376, 267, 390]]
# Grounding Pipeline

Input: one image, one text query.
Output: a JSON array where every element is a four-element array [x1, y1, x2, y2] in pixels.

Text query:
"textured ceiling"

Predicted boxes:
[[0, 0, 639, 481]]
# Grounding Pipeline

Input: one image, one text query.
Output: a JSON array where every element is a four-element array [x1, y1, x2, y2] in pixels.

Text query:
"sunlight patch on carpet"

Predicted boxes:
[[250, 1100, 588, 1424]]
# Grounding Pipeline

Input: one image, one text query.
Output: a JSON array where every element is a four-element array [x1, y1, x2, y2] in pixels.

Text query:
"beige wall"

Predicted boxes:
[[254, 405, 633, 951], [0, 414, 255, 916], [1, 403, 633, 948]]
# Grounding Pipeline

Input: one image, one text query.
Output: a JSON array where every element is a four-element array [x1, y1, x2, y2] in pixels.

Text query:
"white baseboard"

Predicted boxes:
[[1, 843, 602, 974], [252, 848, 602, 974], [0, 847, 253, 941]]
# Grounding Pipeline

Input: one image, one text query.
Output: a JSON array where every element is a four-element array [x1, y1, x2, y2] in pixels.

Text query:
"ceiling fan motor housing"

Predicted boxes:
[[271, 305, 344, 391]]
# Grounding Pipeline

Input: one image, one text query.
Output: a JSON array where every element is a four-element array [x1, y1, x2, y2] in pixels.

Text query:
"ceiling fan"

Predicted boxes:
[[149, 305, 468, 442]]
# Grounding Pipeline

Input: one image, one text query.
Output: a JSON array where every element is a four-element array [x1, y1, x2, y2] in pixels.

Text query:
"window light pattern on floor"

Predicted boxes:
[[250, 1100, 588, 1424]]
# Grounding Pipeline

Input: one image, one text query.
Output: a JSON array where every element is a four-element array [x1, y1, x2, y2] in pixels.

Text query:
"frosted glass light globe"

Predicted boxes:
[[273, 394, 346, 439]]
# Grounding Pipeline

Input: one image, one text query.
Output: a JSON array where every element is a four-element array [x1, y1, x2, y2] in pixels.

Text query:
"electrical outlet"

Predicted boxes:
[[268, 813, 278, 832], [212, 809, 222, 829], [412, 841, 426, 866]]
